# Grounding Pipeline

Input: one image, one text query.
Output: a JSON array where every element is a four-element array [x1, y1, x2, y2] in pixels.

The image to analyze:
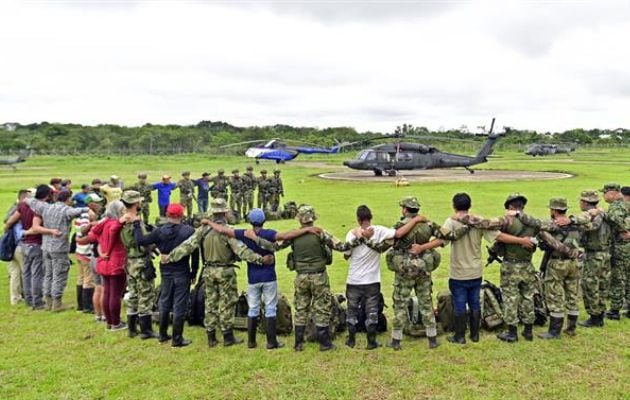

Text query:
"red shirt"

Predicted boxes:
[[17, 202, 42, 245], [88, 218, 126, 276]]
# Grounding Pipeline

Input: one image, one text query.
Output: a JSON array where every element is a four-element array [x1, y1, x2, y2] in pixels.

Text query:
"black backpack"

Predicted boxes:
[[187, 279, 206, 326], [356, 292, 387, 333], [0, 230, 17, 262]]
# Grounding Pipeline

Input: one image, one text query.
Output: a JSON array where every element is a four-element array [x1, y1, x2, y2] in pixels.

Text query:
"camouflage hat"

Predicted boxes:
[[260, 169, 268, 174], [503, 193, 528, 209], [232, 169, 239, 174], [121, 190, 143, 204], [274, 169, 281, 174], [182, 171, 190, 176], [296, 205, 317, 223], [579, 190, 599, 203], [399, 196, 420, 209], [600, 182, 621, 193], [110, 175, 120, 181], [210, 198, 230, 214], [137, 173, 147, 179], [548, 197, 568, 211], [246, 166, 253, 171], [85, 193, 103, 204], [217, 168, 225, 174]]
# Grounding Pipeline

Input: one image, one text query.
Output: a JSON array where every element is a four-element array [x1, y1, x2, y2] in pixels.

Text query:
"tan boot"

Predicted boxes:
[[52, 297, 71, 312], [44, 296, 53, 311]]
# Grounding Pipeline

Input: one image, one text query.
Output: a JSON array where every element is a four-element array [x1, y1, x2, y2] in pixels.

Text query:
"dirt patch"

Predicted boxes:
[[319, 169, 573, 183]]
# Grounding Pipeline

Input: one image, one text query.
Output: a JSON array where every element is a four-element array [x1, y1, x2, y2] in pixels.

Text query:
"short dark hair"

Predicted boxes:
[[57, 190, 72, 203], [622, 186, 630, 196], [356, 205, 373, 222], [35, 184, 52, 200], [452, 193, 471, 211], [17, 189, 29, 199], [50, 178, 62, 185], [507, 199, 526, 210]]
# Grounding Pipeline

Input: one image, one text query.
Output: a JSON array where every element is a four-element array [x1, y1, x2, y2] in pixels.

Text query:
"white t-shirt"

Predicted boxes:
[[345, 225, 396, 285]]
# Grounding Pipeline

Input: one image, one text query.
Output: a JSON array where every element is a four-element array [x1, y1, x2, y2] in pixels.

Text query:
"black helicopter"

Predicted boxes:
[[524, 143, 576, 156], [342, 118, 502, 176]]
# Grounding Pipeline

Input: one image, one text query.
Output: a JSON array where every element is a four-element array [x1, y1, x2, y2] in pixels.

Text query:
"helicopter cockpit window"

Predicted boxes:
[[359, 150, 377, 161]]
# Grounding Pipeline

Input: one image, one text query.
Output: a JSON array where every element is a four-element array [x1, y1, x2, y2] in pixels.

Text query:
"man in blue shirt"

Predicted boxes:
[[152, 175, 177, 218], [193, 172, 211, 214], [72, 184, 91, 208]]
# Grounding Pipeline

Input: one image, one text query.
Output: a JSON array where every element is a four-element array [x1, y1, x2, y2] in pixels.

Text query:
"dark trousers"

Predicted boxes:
[[346, 282, 380, 328], [102, 274, 126, 325], [449, 278, 482, 315], [159, 275, 190, 319], [158, 204, 168, 217]]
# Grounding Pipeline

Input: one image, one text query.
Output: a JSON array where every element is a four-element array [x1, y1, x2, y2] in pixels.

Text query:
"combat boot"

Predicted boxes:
[[127, 314, 139, 338], [563, 315, 578, 336], [76, 285, 84, 311], [387, 338, 402, 351], [171, 316, 191, 347], [427, 336, 440, 349], [52, 297, 71, 312], [345, 323, 357, 348], [605, 309, 620, 320], [366, 324, 381, 350], [538, 316, 563, 339], [578, 314, 600, 328], [447, 313, 467, 345], [158, 312, 171, 343], [265, 317, 284, 350], [206, 330, 218, 348], [598, 312, 606, 326], [44, 296, 53, 311], [82, 287, 94, 313], [317, 326, 336, 352], [247, 317, 258, 349], [139, 314, 159, 340], [469, 310, 481, 343], [497, 325, 518, 343], [522, 324, 533, 341], [222, 329, 243, 347], [294, 325, 305, 352]]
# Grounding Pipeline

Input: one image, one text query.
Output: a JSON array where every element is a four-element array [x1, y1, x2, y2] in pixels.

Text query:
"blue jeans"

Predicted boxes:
[[197, 198, 208, 214], [449, 278, 482, 315], [159, 275, 190, 318], [247, 281, 278, 318]]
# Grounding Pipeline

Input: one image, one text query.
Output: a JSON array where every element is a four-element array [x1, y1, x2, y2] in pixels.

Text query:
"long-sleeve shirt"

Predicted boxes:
[[87, 218, 126, 276], [26, 198, 88, 253], [193, 179, 211, 200], [134, 221, 194, 277], [152, 182, 177, 206], [605, 199, 630, 243]]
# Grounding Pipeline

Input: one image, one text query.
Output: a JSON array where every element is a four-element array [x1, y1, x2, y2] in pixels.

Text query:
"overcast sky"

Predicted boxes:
[[1, 0, 629, 133]]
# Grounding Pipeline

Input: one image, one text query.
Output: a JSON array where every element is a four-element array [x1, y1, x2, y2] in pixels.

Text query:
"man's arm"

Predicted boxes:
[[393, 215, 427, 239], [226, 237, 273, 265], [65, 207, 89, 219], [275, 226, 322, 241], [165, 227, 205, 263], [496, 232, 535, 250], [133, 221, 162, 246], [409, 239, 444, 255], [4, 211, 21, 231], [604, 202, 628, 230], [321, 230, 365, 252], [538, 231, 581, 258], [24, 215, 61, 237], [25, 198, 47, 216]]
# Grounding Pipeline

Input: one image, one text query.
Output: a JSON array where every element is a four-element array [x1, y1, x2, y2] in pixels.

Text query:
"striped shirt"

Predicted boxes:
[[26, 198, 88, 253]]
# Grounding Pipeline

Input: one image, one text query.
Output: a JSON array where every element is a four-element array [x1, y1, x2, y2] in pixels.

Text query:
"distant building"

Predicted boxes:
[[1, 123, 17, 132]]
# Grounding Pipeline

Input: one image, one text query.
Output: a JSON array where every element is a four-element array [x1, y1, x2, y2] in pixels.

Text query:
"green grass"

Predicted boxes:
[[1, 150, 629, 399]]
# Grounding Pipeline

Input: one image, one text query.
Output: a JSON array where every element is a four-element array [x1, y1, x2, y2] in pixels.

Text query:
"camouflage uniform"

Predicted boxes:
[[228, 170, 244, 218], [210, 170, 228, 200], [177, 172, 195, 218], [241, 167, 256, 219], [127, 174, 153, 222], [257, 170, 270, 210], [268, 170, 284, 212]]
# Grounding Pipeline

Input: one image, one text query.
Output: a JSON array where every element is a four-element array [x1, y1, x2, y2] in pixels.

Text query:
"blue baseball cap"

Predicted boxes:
[[248, 208, 266, 225]]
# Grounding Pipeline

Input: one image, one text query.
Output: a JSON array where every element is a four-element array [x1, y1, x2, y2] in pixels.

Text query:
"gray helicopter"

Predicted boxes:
[[524, 143, 576, 156], [343, 118, 502, 176], [0, 149, 30, 170]]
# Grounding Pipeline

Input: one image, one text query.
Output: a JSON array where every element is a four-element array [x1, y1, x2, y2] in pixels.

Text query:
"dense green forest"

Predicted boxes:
[[0, 120, 628, 155]]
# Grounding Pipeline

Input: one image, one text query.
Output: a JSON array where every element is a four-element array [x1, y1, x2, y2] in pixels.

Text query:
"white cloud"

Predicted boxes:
[[0, 0, 629, 132]]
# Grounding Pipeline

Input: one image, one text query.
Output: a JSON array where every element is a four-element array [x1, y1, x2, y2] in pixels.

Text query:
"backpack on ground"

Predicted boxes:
[[521, 271, 548, 326], [403, 296, 444, 337], [258, 294, 294, 335], [481, 280, 504, 330], [436, 290, 455, 332], [356, 292, 388, 333], [233, 291, 249, 330], [187, 279, 206, 326], [306, 293, 347, 342]]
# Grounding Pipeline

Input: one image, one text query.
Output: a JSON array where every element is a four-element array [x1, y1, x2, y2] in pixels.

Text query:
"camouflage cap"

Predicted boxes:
[[548, 197, 568, 211], [217, 168, 225, 174], [260, 169, 268, 174], [232, 169, 239, 174], [399, 196, 420, 209], [182, 171, 190, 176], [600, 182, 621, 193], [110, 175, 120, 181], [503, 193, 528, 209], [246, 166, 253, 171], [210, 198, 230, 214], [85, 193, 103, 204], [579, 190, 599, 203], [121, 190, 143, 204], [137, 173, 147, 179], [296, 205, 317, 223], [274, 169, 281, 174]]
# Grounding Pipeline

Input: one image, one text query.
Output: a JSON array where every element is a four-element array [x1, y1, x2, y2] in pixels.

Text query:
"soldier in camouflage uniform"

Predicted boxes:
[[241, 166, 256, 219], [268, 169, 284, 212], [279, 205, 364, 352], [601, 183, 630, 320], [210, 169, 228, 200], [228, 169, 244, 219], [119, 191, 158, 340], [127, 173, 153, 223], [165, 198, 274, 347], [177, 171, 195, 218], [257, 169, 270, 210]]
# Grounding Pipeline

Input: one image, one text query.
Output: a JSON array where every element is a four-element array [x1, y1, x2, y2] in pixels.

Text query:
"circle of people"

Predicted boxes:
[[3, 176, 629, 351]]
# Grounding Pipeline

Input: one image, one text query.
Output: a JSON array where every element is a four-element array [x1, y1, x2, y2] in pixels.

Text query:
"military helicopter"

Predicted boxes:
[[342, 118, 502, 176], [524, 143, 576, 156], [0, 149, 30, 170], [220, 139, 347, 163]]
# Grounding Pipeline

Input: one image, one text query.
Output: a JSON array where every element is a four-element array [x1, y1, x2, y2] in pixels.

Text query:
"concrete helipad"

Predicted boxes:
[[319, 169, 573, 183]]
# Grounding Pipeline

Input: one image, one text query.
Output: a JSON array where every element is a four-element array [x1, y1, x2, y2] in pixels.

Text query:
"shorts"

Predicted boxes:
[[90, 257, 103, 286]]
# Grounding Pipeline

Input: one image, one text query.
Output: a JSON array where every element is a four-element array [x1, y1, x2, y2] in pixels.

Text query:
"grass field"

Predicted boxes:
[[1, 150, 629, 399]]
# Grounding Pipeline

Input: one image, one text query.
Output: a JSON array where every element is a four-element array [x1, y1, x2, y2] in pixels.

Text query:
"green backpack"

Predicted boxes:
[[306, 293, 346, 342], [481, 280, 504, 330], [436, 290, 455, 332], [258, 294, 293, 335]]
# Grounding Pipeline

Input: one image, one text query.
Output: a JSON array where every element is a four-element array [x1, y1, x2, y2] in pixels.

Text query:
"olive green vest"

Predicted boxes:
[[393, 217, 433, 250], [582, 215, 611, 252], [292, 233, 326, 273], [503, 217, 537, 261], [551, 227, 581, 258], [120, 223, 146, 258], [202, 227, 237, 265]]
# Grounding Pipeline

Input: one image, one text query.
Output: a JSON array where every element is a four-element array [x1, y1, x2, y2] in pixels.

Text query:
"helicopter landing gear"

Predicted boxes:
[[374, 170, 383, 176], [464, 167, 475, 174], [255, 160, 260, 165], [387, 170, 397, 177]]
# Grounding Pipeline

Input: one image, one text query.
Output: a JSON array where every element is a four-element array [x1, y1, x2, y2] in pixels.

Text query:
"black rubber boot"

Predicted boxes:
[[345, 323, 356, 348], [81, 288, 94, 313], [427, 335, 440, 349], [366, 324, 381, 350], [538, 316, 563, 340], [563, 315, 578, 336], [387, 338, 402, 350], [497, 325, 518, 343], [171, 316, 191, 347], [247, 317, 258, 349], [222, 329, 243, 347], [139, 314, 159, 340], [447, 314, 467, 345], [76, 285, 84, 311], [127, 314, 139, 338], [578, 314, 601, 328], [294, 325, 305, 352], [469, 310, 481, 343], [265, 317, 284, 350], [522, 324, 533, 341], [206, 330, 218, 348], [605, 309, 620, 320], [598, 312, 606, 326], [317, 326, 336, 352], [158, 312, 171, 343]]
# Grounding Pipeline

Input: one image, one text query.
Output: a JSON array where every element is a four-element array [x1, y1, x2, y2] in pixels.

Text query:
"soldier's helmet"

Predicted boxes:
[[296, 205, 317, 224], [210, 198, 230, 214], [548, 197, 568, 211], [137, 173, 147, 179], [273, 169, 281, 174], [217, 169, 225, 175], [399, 196, 420, 210], [232, 169, 239, 174], [121, 190, 143, 204], [580, 190, 600, 203], [504, 193, 528, 209], [260, 169, 268, 174], [600, 182, 620, 193]]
